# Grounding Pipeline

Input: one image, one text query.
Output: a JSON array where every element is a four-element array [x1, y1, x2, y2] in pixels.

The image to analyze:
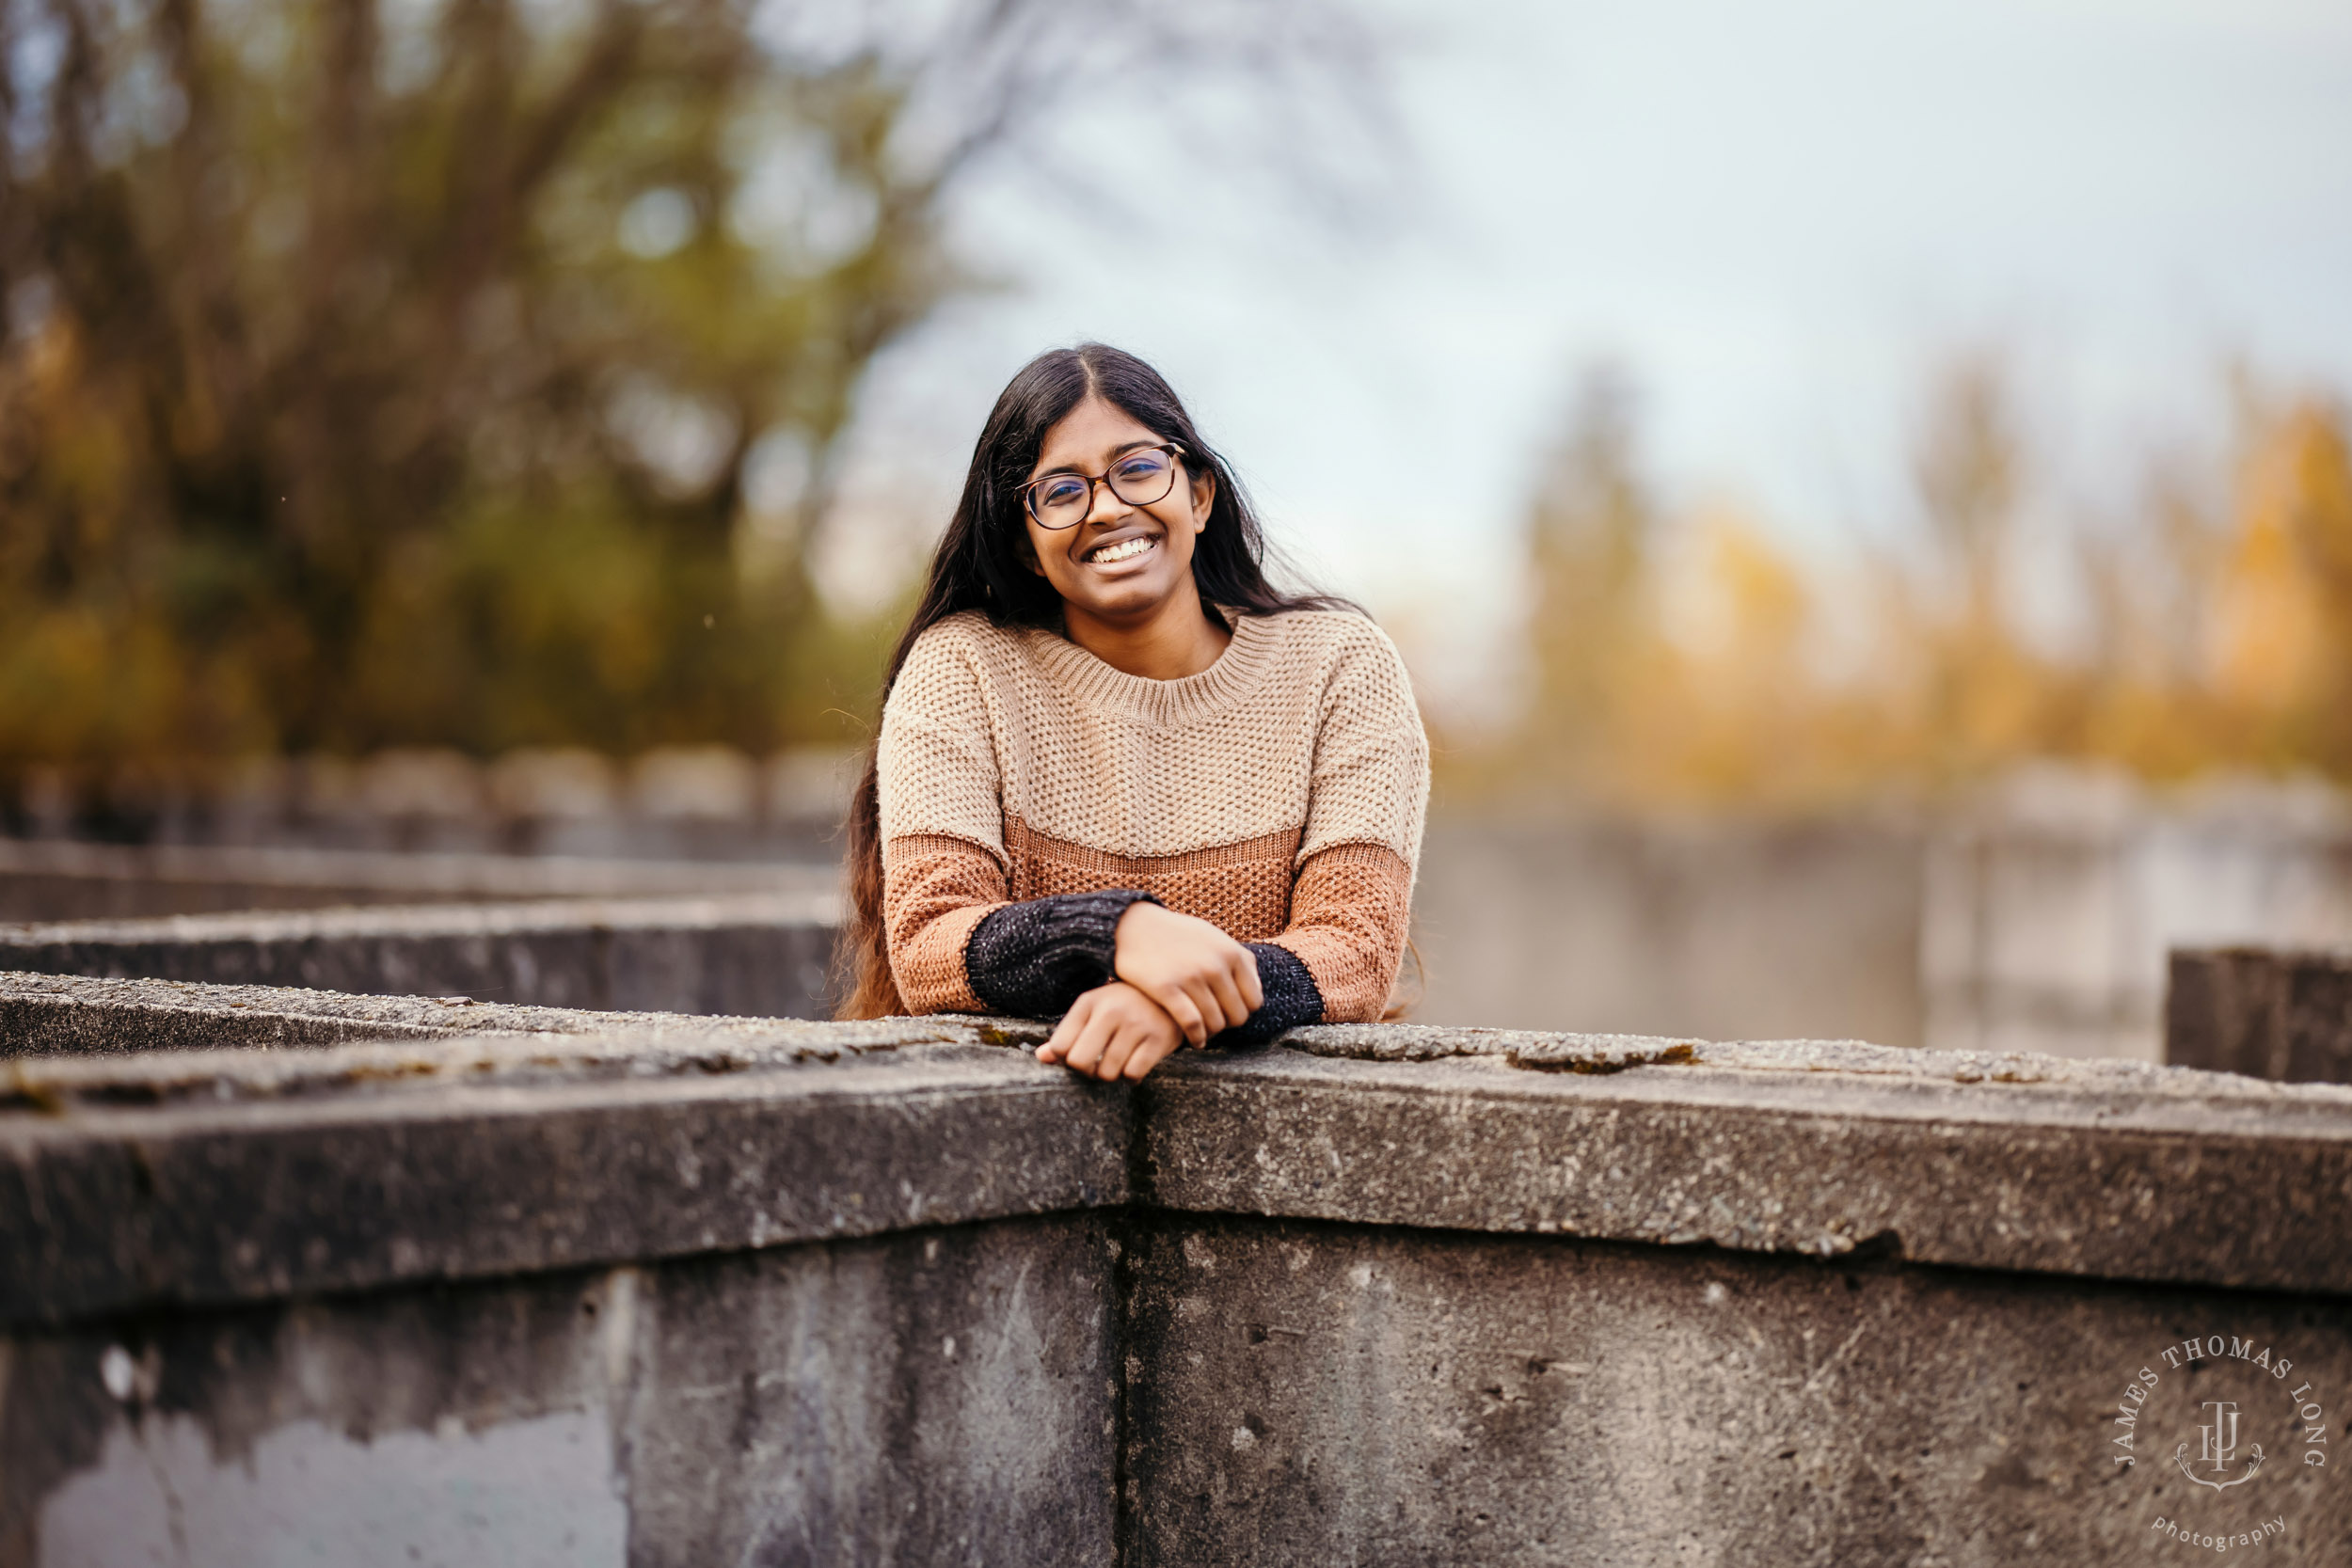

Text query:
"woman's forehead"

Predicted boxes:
[[1032, 396, 1161, 473]]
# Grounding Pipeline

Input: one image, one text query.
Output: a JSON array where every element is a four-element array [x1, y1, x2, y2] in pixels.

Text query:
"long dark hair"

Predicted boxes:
[[835, 342, 1351, 1018]]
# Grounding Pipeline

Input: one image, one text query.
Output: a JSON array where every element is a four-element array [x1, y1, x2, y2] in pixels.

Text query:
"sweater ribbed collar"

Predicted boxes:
[[1019, 609, 1287, 731]]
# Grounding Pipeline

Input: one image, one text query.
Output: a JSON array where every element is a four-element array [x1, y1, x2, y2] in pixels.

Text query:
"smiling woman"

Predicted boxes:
[[837, 344, 1430, 1081]]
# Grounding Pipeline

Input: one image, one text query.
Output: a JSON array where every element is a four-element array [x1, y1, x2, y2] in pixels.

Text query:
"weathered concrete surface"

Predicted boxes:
[[10, 997, 2351, 1314], [4, 1218, 1116, 1568], [1122, 1216, 2352, 1566], [1145, 1023, 2352, 1293], [0, 836, 834, 922], [2169, 946, 2352, 1085], [0, 893, 841, 1017]]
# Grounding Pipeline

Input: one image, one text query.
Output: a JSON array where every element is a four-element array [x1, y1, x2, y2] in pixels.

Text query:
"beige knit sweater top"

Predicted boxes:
[[875, 606, 1429, 1034]]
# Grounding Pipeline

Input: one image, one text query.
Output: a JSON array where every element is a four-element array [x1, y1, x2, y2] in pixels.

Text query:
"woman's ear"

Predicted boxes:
[[1188, 467, 1216, 533]]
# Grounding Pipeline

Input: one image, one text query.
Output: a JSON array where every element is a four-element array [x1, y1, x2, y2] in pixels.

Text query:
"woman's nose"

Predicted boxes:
[[1084, 479, 1132, 528]]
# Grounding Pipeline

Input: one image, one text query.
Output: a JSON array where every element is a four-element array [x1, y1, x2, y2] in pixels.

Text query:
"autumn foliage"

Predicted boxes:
[[1465, 363, 2352, 808]]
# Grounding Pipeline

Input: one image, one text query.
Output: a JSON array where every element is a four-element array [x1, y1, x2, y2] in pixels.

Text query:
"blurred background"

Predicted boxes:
[[4, 0, 2349, 1059]]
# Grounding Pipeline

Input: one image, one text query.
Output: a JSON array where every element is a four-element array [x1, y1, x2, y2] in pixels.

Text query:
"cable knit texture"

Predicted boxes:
[[877, 606, 1429, 1029]]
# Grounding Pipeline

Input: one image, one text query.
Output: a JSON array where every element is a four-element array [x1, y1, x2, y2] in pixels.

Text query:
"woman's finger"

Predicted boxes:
[[1094, 1019, 1143, 1081], [1121, 1031, 1181, 1081], [1039, 995, 1091, 1063], [1232, 950, 1265, 1013], [1184, 979, 1232, 1041], [1201, 972, 1251, 1037], [1063, 1007, 1116, 1075], [1157, 986, 1208, 1048]]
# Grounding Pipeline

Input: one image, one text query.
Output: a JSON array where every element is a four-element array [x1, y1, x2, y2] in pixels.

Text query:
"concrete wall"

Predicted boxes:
[[13, 767, 2351, 1060], [1414, 770, 2352, 1058], [1409, 815, 1926, 1046], [0, 895, 840, 1019], [2169, 946, 2352, 1084], [6, 746, 854, 863], [12, 1221, 1117, 1568], [8, 974, 2351, 1564], [0, 837, 830, 922]]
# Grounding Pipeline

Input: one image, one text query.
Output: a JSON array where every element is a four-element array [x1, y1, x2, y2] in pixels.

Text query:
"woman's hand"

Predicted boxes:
[[1038, 981, 1187, 1081], [1112, 900, 1264, 1047]]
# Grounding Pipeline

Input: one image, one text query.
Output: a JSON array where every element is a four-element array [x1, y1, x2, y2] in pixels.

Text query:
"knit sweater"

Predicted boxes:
[[876, 606, 1429, 1037]]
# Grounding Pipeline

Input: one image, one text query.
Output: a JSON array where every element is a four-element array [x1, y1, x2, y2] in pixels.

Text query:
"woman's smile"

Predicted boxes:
[[1082, 531, 1158, 568]]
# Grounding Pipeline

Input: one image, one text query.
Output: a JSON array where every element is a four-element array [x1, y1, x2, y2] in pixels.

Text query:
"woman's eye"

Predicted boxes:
[[1114, 457, 1165, 482], [1037, 479, 1086, 508]]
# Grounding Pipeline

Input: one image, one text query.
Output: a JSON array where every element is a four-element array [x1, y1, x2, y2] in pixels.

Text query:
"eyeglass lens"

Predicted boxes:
[[1028, 449, 1178, 528]]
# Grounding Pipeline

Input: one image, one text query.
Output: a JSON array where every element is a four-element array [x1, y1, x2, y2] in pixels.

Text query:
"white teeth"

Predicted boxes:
[[1087, 536, 1152, 564]]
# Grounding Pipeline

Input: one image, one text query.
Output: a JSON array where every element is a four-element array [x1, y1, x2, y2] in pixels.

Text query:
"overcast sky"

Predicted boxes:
[[827, 0, 2352, 685]]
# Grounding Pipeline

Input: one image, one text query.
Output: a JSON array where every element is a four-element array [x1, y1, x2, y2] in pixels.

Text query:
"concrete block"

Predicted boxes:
[[1121, 1215, 2352, 1565], [0, 971, 834, 1058], [2169, 947, 2352, 1085], [6, 1219, 1115, 1568]]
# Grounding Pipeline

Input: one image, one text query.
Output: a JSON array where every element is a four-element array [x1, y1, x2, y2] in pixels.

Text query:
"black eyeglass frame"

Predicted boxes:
[[1018, 443, 1188, 530]]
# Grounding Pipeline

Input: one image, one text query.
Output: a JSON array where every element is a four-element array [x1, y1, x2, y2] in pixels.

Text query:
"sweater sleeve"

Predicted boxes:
[[877, 628, 1010, 1013], [964, 889, 1161, 1017], [1257, 621, 1430, 1026]]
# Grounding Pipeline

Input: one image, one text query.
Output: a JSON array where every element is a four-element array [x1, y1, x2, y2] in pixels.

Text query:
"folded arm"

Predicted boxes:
[[882, 831, 1165, 1016]]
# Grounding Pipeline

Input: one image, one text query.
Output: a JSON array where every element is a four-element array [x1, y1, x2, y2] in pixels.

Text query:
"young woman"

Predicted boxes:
[[839, 343, 1428, 1081]]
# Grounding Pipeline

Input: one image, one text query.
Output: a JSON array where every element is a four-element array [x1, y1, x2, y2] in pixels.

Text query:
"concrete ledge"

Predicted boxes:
[[1, 894, 841, 1018], [8, 991, 2352, 1326], [1144, 1036, 2352, 1293], [3, 1026, 1129, 1329]]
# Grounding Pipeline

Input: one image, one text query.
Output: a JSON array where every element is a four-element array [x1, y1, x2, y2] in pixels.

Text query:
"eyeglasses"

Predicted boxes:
[[1020, 444, 1185, 530]]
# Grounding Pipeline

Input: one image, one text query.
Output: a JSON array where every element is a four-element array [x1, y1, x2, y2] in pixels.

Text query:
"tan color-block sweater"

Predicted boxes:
[[876, 607, 1428, 1032]]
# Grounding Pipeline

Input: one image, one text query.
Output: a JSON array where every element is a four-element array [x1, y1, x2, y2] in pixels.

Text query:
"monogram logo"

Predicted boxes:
[[2176, 1399, 2264, 1490]]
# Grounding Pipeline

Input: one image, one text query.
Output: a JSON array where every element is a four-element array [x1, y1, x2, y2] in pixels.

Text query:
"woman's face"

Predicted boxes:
[[1021, 395, 1215, 627]]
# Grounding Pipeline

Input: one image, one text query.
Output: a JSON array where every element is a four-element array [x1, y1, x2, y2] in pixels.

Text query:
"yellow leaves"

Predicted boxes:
[[1683, 509, 1809, 670], [2198, 399, 2352, 771], [2212, 480, 2325, 711], [1466, 374, 2352, 809], [0, 605, 275, 770]]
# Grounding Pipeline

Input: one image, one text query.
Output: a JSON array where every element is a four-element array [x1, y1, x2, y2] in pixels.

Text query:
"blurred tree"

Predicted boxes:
[[1903, 354, 2056, 779], [1517, 365, 1659, 790], [2210, 397, 2352, 773], [1467, 355, 2352, 812], [0, 0, 1380, 800]]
